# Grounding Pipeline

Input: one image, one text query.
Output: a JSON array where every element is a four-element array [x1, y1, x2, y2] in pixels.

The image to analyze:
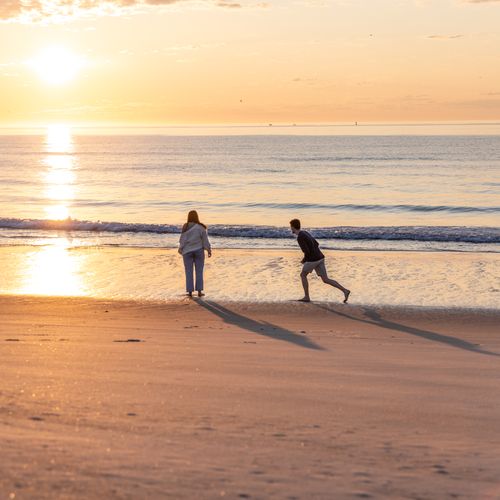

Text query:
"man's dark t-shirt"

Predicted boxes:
[[297, 230, 325, 263]]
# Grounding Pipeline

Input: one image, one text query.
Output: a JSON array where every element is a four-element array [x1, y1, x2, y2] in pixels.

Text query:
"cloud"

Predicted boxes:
[[401, 94, 434, 102], [291, 77, 318, 86], [0, 1, 24, 19], [441, 97, 500, 109], [427, 34, 464, 39], [0, 0, 243, 22], [216, 1, 242, 7]]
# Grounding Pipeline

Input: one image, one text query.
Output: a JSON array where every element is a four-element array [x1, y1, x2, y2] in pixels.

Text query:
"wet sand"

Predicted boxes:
[[1, 246, 499, 308], [1, 296, 499, 499]]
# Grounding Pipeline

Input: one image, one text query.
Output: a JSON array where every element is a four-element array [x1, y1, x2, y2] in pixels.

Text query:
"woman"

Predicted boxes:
[[178, 210, 212, 297]]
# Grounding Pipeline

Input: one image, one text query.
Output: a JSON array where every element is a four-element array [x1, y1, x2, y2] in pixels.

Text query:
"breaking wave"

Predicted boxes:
[[0, 218, 499, 244]]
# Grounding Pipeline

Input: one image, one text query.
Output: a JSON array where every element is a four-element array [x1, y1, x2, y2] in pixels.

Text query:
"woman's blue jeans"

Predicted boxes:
[[182, 248, 205, 292]]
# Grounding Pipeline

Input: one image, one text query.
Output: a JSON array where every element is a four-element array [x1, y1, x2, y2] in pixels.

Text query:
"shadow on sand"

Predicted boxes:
[[195, 299, 325, 351], [313, 303, 499, 357]]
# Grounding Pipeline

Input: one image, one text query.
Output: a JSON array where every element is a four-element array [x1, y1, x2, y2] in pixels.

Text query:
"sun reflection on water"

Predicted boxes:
[[46, 124, 73, 154], [43, 125, 75, 221], [14, 125, 89, 296], [19, 239, 87, 296]]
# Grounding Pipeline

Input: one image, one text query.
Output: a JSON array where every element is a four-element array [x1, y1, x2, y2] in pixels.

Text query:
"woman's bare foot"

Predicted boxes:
[[343, 290, 350, 303], [198, 291, 205, 297], [186, 292, 193, 298], [297, 297, 311, 303]]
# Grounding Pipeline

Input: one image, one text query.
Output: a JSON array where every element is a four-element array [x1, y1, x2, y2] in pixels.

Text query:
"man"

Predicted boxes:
[[290, 218, 350, 303]]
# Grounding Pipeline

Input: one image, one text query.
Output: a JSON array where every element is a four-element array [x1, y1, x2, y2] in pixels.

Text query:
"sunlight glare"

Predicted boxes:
[[19, 239, 86, 297], [44, 125, 75, 220], [45, 204, 71, 220], [44, 167, 75, 185], [46, 124, 73, 153], [31, 46, 84, 86], [45, 184, 75, 201]]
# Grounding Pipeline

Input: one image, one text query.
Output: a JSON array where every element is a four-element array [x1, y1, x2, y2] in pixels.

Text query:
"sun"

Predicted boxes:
[[31, 46, 84, 86]]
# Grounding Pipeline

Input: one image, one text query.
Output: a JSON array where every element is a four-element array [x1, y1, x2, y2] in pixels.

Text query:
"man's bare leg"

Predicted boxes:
[[299, 271, 311, 302], [321, 274, 351, 303]]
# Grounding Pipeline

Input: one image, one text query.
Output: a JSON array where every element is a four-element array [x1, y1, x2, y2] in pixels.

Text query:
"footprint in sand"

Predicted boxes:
[[353, 471, 371, 478], [433, 464, 449, 475], [251, 470, 264, 476]]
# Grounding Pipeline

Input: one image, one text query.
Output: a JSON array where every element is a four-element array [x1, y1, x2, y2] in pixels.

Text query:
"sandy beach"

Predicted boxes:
[[1, 295, 499, 499]]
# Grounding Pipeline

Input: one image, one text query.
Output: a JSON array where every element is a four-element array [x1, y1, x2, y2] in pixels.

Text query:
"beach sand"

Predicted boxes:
[[1, 296, 499, 499]]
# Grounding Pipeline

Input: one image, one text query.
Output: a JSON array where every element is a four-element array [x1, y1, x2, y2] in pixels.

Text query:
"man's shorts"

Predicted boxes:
[[302, 258, 327, 277]]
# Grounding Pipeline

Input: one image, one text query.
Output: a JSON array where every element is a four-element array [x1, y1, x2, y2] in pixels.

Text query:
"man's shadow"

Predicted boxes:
[[313, 303, 499, 357], [195, 299, 325, 351]]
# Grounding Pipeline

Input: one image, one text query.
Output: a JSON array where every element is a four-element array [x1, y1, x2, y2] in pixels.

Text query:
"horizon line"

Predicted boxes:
[[1, 120, 500, 131]]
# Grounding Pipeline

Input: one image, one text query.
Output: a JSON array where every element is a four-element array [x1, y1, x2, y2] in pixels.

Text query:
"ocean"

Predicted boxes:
[[0, 126, 499, 306]]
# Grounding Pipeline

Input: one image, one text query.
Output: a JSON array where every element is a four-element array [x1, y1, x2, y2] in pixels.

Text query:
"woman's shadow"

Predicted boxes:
[[195, 299, 325, 351], [313, 303, 499, 357]]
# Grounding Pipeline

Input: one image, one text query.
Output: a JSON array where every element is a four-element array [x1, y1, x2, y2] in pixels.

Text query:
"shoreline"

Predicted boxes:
[[7, 243, 499, 254], [1, 246, 498, 309], [1, 293, 499, 314]]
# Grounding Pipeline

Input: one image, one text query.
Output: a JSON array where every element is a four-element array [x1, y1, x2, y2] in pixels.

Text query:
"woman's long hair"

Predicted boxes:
[[182, 210, 207, 232]]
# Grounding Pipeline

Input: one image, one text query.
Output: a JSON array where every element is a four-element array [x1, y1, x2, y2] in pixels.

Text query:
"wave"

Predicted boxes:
[[233, 202, 500, 213], [6, 197, 499, 214], [0, 218, 499, 243], [273, 155, 438, 162]]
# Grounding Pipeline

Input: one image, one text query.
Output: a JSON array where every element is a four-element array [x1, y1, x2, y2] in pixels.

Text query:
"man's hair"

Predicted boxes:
[[289, 219, 301, 230]]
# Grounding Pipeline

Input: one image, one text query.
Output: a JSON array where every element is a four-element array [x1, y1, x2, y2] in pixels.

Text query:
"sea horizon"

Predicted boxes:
[[2, 121, 500, 136]]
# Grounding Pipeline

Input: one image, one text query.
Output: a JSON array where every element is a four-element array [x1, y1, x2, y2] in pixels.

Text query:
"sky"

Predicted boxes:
[[0, 0, 499, 126]]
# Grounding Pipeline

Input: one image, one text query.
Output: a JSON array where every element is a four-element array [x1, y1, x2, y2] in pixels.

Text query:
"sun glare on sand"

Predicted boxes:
[[31, 46, 85, 86]]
